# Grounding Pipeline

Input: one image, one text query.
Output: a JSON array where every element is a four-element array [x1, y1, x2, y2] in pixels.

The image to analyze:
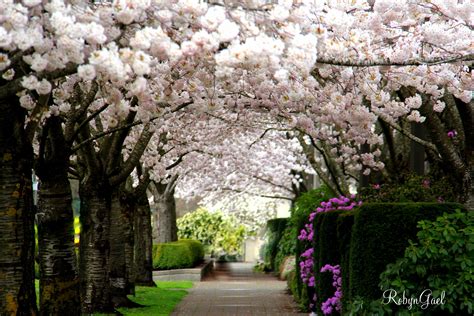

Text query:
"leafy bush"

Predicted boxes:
[[274, 224, 295, 273], [379, 210, 474, 315], [349, 202, 464, 302], [177, 208, 246, 256], [152, 239, 204, 270], [287, 269, 309, 311], [264, 218, 289, 271], [291, 186, 334, 311], [359, 173, 457, 203]]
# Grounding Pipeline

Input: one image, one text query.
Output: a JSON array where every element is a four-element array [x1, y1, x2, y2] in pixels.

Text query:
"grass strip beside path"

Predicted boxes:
[[35, 280, 193, 316], [117, 281, 193, 315]]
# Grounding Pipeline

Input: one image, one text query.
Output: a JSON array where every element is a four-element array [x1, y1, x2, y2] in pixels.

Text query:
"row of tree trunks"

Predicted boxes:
[[0, 98, 37, 315]]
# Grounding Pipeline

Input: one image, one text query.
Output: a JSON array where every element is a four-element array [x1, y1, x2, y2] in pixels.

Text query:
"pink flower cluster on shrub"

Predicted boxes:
[[320, 264, 342, 315], [298, 195, 361, 313]]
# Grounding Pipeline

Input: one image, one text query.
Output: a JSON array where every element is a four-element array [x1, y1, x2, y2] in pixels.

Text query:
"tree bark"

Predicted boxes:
[[134, 190, 155, 286], [0, 98, 37, 315], [36, 116, 80, 316], [152, 181, 178, 244], [419, 100, 468, 202], [409, 122, 426, 175], [455, 99, 474, 210], [109, 188, 138, 307], [79, 182, 114, 314]]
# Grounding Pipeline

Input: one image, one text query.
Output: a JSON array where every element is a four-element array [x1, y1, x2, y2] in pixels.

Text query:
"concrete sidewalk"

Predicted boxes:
[[170, 262, 306, 316]]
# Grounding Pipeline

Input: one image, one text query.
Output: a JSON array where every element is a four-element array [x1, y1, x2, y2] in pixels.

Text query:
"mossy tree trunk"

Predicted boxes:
[[36, 116, 80, 316], [0, 97, 37, 315]]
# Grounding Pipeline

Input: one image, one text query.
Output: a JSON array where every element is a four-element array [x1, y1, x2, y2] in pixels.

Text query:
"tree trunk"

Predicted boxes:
[[456, 99, 474, 210], [134, 191, 155, 286], [153, 183, 177, 244], [79, 183, 114, 314], [36, 116, 80, 316], [409, 122, 426, 175], [37, 179, 80, 316], [109, 189, 138, 307], [0, 98, 37, 315], [123, 196, 136, 295]]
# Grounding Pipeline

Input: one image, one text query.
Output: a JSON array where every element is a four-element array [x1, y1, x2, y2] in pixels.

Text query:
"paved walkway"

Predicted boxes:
[[171, 262, 306, 316]]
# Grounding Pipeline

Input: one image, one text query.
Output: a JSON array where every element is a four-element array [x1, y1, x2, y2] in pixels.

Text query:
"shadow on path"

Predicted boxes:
[[171, 262, 306, 316]]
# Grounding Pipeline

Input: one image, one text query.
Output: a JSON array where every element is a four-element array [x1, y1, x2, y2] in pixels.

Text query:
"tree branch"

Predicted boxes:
[[378, 115, 439, 153], [315, 53, 474, 68], [0, 64, 77, 100], [109, 123, 153, 186], [216, 188, 293, 201]]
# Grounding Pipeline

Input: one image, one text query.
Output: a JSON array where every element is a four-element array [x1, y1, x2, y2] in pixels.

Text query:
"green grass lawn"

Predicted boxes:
[[117, 281, 193, 316], [35, 280, 193, 316]]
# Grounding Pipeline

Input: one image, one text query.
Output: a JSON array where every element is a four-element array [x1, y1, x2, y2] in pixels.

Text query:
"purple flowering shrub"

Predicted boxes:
[[298, 195, 361, 314], [320, 264, 342, 315]]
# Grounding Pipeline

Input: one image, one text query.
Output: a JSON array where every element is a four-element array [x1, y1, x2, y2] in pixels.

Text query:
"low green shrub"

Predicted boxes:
[[152, 239, 204, 270], [177, 239, 204, 262], [379, 210, 474, 315], [349, 202, 464, 302]]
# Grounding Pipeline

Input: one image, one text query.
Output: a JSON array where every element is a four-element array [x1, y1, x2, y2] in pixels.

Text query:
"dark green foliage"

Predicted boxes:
[[287, 269, 309, 311], [291, 186, 335, 310], [178, 239, 204, 261], [379, 210, 474, 315], [349, 202, 464, 302], [274, 224, 295, 273], [315, 210, 347, 315], [336, 212, 355, 313], [359, 173, 457, 203], [264, 218, 289, 271], [152, 239, 204, 270]]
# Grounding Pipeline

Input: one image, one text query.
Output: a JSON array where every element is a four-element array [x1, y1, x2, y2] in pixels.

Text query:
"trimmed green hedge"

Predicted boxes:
[[152, 239, 204, 270], [292, 187, 334, 310], [348, 202, 464, 302], [287, 199, 465, 314], [336, 212, 355, 313], [314, 210, 347, 314]]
